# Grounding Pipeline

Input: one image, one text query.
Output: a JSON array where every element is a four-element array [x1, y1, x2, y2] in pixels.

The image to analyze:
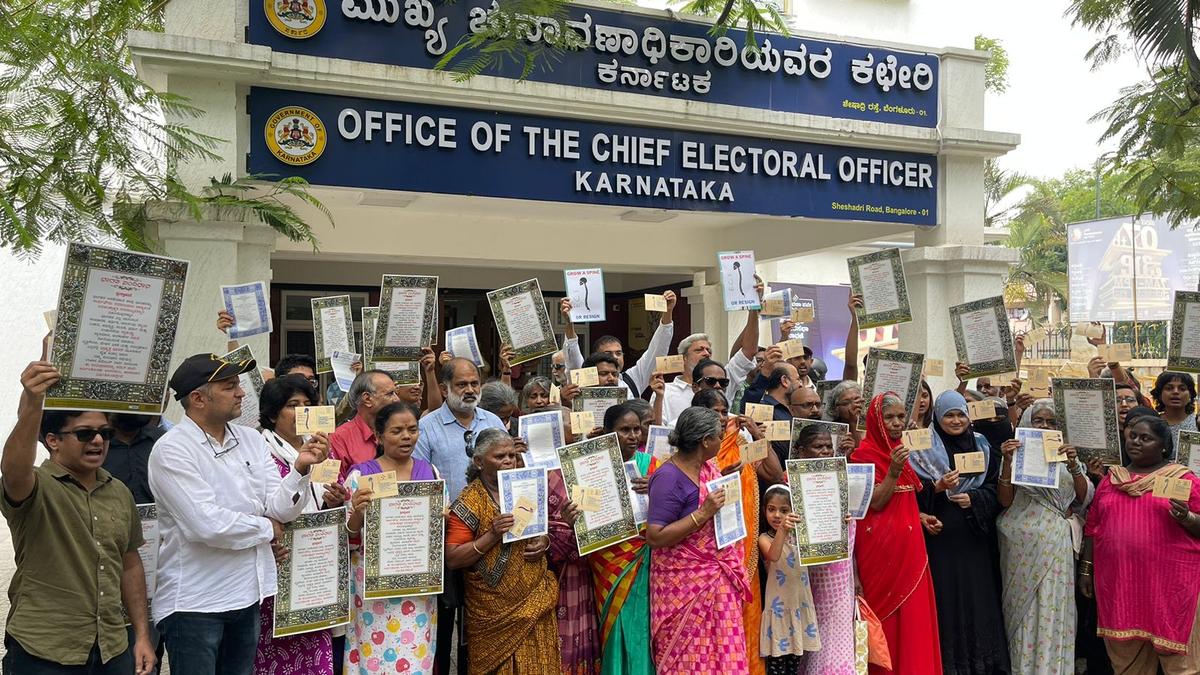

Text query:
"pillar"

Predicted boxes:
[[682, 268, 731, 360]]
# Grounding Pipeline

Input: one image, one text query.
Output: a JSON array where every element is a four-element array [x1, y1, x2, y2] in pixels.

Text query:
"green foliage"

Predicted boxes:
[[0, 0, 327, 256], [437, 0, 789, 78], [1068, 0, 1200, 226], [974, 35, 1010, 93]]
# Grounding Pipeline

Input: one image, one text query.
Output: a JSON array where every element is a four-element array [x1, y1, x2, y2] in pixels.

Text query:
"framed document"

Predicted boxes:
[[646, 425, 673, 462], [847, 248, 911, 329], [222, 346, 265, 429], [861, 348, 925, 430], [624, 461, 649, 526], [311, 295, 355, 374], [717, 251, 761, 311], [137, 504, 159, 616], [704, 472, 747, 549], [1168, 291, 1200, 372], [364, 480, 445, 598], [1053, 378, 1121, 465], [445, 325, 484, 367], [1177, 431, 1200, 476], [487, 279, 559, 366], [45, 243, 188, 414], [274, 508, 350, 637], [846, 464, 875, 520], [1012, 428, 1058, 488], [564, 268, 606, 323], [498, 467, 549, 544], [518, 411, 565, 469], [571, 386, 626, 424], [221, 281, 272, 340], [785, 457, 850, 566], [361, 307, 379, 370], [790, 419, 852, 457], [949, 296, 1016, 378], [375, 275, 437, 361], [375, 361, 421, 387], [556, 433, 640, 555]]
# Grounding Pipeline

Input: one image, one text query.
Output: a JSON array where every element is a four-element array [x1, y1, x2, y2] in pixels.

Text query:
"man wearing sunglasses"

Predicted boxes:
[[560, 291, 678, 398], [148, 353, 330, 675], [1, 346, 156, 674]]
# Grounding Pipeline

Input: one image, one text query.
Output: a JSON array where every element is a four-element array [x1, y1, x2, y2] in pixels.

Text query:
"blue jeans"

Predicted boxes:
[[157, 602, 260, 675], [2, 634, 132, 674]]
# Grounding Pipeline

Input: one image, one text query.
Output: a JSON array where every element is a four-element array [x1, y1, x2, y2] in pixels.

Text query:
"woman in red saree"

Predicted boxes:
[[849, 392, 942, 675]]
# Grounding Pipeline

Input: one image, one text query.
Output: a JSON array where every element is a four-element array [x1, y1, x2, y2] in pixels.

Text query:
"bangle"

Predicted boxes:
[[344, 522, 361, 535], [1079, 560, 1094, 574], [690, 512, 702, 528], [471, 539, 484, 555], [502, 371, 512, 376], [998, 478, 1011, 486]]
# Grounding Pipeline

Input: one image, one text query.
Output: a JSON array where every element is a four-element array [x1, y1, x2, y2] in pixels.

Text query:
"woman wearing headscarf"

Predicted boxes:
[[995, 399, 1092, 674], [849, 393, 942, 674], [911, 391, 1010, 675], [646, 406, 750, 674], [1081, 413, 1200, 673]]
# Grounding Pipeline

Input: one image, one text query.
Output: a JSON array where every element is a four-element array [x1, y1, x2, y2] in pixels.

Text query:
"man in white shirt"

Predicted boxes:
[[561, 291, 677, 398], [148, 353, 329, 675]]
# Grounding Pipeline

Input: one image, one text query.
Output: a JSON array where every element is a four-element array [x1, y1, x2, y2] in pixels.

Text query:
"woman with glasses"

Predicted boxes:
[[344, 401, 442, 674], [254, 375, 352, 675], [646, 406, 750, 674], [445, 428, 559, 673], [995, 399, 1091, 674]]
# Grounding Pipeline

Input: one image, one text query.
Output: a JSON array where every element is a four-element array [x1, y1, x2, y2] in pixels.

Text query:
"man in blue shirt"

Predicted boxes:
[[414, 357, 507, 675]]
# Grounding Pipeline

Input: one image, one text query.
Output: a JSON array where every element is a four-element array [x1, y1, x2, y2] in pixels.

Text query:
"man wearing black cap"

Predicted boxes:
[[148, 353, 330, 675]]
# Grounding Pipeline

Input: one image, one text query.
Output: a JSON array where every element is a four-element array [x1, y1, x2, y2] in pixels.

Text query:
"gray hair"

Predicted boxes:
[[1018, 398, 1056, 428], [439, 358, 481, 385], [822, 380, 862, 421], [963, 389, 985, 402], [624, 398, 652, 420], [466, 427, 513, 482], [479, 381, 518, 416], [667, 406, 722, 454], [348, 370, 391, 410], [519, 376, 553, 412], [179, 383, 212, 411], [677, 333, 711, 357], [880, 393, 904, 410]]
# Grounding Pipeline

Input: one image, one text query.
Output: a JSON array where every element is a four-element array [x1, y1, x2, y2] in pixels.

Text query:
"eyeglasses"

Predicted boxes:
[[1116, 396, 1139, 404], [698, 376, 730, 388], [790, 401, 821, 410], [57, 427, 115, 443], [551, 364, 566, 371], [463, 429, 476, 458], [204, 424, 240, 459], [304, 377, 320, 388]]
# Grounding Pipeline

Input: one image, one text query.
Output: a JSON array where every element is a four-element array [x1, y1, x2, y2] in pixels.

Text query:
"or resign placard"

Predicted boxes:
[[564, 269, 605, 323], [718, 251, 760, 311]]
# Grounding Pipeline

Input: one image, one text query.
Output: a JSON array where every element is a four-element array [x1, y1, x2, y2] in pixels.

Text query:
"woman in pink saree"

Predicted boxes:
[[646, 406, 749, 674]]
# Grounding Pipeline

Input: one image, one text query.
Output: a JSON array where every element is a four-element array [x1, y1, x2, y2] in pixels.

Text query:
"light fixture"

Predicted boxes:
[[619, 209, 677, 223]]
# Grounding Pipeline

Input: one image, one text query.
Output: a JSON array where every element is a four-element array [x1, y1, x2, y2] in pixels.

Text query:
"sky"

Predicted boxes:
[[0, 0, 1154, 430]]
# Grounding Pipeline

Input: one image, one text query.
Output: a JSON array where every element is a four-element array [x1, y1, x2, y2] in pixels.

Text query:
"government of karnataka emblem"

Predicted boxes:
[[265, 0, 326, 39], [265, 107, 327, 166]]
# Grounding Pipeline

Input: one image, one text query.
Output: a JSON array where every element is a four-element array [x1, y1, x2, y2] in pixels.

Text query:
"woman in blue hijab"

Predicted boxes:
[[911, 391, 1012, 675]]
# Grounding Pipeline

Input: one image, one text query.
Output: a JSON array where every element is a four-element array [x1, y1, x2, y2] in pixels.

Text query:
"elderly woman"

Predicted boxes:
[[912, 391, 1009, 675], [792, 425, 857, 674], [823, 380, 864, 440], [585, 402, 657, 675], [996, 399, 1092, 674], [479, 380, 520, 432], [1081, 415, 1200, 674], [344, 401, 440, 674], [255, 374, 347, 674], [519, 376, 554, 413], [646, 406, 749, 674], [446, 428, 560, 674], [849, 393, 941, 674]]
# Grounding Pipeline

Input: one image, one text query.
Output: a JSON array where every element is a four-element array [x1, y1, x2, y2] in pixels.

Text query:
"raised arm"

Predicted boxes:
[[843, 294, 863, 382], [2, 343, 60, 505], [627, 291, 677, 394], [560, 300, 584, 371], [420, 348, 443, 412]]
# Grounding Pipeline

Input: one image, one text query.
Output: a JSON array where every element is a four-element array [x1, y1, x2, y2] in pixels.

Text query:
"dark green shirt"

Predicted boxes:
[[1, 460, 143, 665]]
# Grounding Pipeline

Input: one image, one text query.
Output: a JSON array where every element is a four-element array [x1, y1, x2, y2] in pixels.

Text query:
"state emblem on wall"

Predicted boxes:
[[265, 107, 327, 166], [265, 0, 326, 39]]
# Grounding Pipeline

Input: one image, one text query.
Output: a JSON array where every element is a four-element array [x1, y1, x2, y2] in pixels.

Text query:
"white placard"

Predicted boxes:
[[705, 472, 747, 549], [330, 350, 360, 393], [446, 325, 484, 367], [846, 464, 875, 519], [498, 467, 549, 544], [717, 251, 760, 311], [518, 411, 564, 469], [624, 461, 648, 526], [646, 425, 673, 462], [221, 281, 272, 340], [564, 268, 606, 323]]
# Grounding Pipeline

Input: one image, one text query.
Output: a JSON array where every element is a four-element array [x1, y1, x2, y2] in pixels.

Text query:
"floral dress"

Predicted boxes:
[[344, 460, 439, 674], [759, 537, 821, 673]]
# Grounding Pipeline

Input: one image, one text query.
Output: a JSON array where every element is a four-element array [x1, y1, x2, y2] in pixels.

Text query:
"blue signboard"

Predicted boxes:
[[249, 87, 937, 224], [249, 0, 938, 127]]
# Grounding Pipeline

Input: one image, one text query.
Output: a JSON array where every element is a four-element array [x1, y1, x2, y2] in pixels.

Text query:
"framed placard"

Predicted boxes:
[[847, 248, 911, 329], [571, 386, 625, 424], [861, 348, 924, 431], [223, 345, 265, 429], [1177, 431, 1200, 476], [555, 433, 640, 556], [1052, 378, 1121, 465], [45, 243, 189, 414], [375, 275, 437, 361], [949, 296, 1016, 378], [361, 306, 379, 370], [785, 457, 850, 566], [364, 480, 446, 598], [790, 419, 852, 457], [273, 508, 350, 637], [487, 279, 559, 366], [1168, 291, 1200, 372], [311, 295, 355, 374]]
